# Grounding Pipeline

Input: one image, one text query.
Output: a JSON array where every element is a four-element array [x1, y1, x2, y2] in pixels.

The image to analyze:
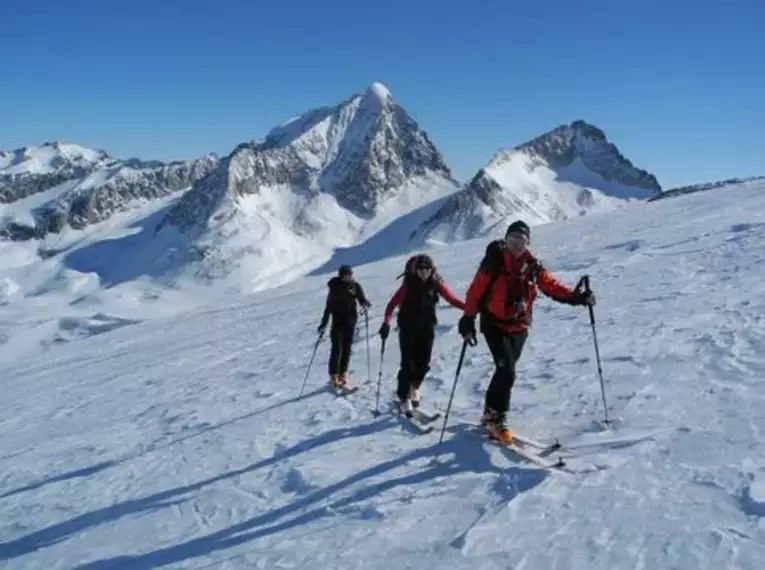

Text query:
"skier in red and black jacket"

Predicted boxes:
[[458, 220, 596, 443], [379, 254, 465, 416], [318, 265, 371, 389]]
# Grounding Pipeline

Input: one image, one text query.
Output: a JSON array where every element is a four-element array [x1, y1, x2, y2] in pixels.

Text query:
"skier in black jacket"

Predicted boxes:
[[318, 264, 371, 388]]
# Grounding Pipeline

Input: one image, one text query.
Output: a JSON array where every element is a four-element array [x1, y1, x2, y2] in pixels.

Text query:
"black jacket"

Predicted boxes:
[[397, 276, 440, 329], [320, 277, 371, 329]]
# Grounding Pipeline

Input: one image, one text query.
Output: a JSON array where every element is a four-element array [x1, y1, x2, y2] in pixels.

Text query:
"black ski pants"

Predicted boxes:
[[329, 322, 355, 375], [396, 325, 435, 402], [482, 322, 528, 415]]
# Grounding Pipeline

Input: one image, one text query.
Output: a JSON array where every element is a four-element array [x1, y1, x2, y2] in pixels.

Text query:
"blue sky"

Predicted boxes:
[[2, 0, 762, 188]]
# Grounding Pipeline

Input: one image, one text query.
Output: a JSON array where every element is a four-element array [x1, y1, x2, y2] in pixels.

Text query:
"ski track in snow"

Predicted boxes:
[[1, 182, 765, 568]]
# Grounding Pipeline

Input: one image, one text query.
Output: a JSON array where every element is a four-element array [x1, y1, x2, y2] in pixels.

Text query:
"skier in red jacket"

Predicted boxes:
[[458, 220, 595, 443], [379, 254, 465, 416]]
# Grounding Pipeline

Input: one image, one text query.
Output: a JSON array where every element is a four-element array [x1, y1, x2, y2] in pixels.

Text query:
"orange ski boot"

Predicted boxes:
[[485, 410, 513, 444]]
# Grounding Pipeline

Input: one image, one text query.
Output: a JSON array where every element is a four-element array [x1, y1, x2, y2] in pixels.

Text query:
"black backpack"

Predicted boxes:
[[477, 240, 541, 314]]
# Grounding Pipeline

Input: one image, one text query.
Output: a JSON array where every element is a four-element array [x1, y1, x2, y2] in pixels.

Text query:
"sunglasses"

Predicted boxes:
[[506, 233, 529, 245], [415, 265, 433, 271]]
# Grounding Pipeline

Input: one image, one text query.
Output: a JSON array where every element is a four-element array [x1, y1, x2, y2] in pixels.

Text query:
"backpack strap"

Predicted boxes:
[[476, 243, 542, 316], [477, 240, 505, 313]]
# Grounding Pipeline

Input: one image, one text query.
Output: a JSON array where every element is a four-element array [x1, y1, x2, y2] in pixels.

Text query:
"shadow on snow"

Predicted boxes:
[[1, 422, 548, 568]]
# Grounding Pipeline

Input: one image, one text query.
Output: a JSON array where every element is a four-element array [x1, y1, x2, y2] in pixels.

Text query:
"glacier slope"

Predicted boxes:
[[1, 180, 764, 570]]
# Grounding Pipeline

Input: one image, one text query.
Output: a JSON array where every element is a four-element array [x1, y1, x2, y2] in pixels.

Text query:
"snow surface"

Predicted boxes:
[[2, 179, 765, 568], [170, 171, 460, 292], [0, 170, 457, 358], [0, 194, 212, 362]]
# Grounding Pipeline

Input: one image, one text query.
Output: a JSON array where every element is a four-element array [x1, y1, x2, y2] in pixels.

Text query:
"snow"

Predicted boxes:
[[0, 169, 457, 356], [0, 143, 106, 176], [556, 156, 657, 200], [1, 178, 765, 568], [367, 82, 391, 101], [0, 179, 79, 227]]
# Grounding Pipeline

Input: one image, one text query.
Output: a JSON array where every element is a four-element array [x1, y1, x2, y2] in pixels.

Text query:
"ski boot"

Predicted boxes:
[[482, 408, 513, 444], [409, 386, 421, 409], [399, 398, 414, 418]]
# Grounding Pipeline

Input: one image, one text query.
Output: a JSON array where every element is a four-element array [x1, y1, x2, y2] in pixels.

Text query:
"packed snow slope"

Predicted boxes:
[[2, 180, 765, 569], [0, 193, 235, 363]]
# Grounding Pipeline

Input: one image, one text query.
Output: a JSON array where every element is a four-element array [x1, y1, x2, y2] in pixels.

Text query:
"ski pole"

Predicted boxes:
[[364, 310, 372, 385], [577, 275, 609, 424], [372, 337, 387, 417], [436, 335, 477, 451], [299, 330, 324, 398]]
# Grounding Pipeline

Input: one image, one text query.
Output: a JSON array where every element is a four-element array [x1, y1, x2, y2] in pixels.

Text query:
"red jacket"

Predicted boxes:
[[463, 246, 575, 333]]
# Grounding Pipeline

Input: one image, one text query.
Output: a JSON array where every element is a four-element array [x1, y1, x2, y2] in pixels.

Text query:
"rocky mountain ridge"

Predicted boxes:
[[0, 144, 219, 240], [2, 88, 663, 263], [158, 83, 453, 236], [411, 119, 663, 242]]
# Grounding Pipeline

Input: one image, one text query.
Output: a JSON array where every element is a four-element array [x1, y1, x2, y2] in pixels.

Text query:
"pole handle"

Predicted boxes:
[[574, 274, 591, 295]]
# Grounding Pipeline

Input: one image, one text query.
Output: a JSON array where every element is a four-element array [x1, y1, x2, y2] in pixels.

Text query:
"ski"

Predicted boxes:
[[328, 384, 359, 397], [469, 425, 566, 470], [389, 401, 435, 434], [412, 407, 442, 424], [488, 435, 566, 470], [511, 433, 562, 455]]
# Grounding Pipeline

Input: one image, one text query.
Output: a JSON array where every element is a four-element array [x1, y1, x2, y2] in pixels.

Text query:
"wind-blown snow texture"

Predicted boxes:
[[2, 179, 764, 569]]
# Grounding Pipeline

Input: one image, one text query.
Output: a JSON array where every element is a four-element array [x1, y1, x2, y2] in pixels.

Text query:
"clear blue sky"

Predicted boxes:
[[2, 0, 763, 188]]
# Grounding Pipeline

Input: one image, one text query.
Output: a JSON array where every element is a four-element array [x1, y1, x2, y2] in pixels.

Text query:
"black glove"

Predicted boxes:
[[458, 315, 476, 339], [572, 290, 596, 307], [379, 322, 390, 340]]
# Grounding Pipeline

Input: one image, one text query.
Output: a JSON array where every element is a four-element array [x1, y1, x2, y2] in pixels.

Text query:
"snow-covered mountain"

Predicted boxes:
[[155, 82, 459, 287], [0, 142, 111, 203], [0, 83, 459, 354], [0, 142, 219, 241], [413, 120, 661, 243]]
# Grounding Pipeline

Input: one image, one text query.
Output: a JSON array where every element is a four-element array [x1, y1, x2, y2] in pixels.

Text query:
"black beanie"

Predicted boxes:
[[338, 264, 352, 276], [506, 220, 530, 239]]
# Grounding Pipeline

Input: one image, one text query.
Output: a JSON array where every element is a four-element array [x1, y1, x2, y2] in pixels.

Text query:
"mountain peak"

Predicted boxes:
[[156, 83, 456, 281], [162, 82, 451, 232], [364, 82, 392, 102], [411, 120, 662, 243], [512, 120, 661, 194]]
